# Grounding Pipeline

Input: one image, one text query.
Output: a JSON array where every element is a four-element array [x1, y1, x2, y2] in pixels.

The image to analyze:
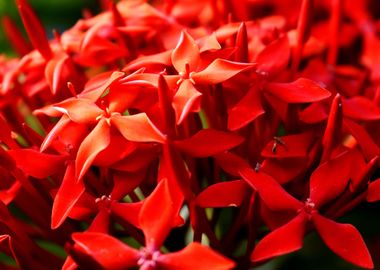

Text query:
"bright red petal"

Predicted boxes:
[[261, 158, 308, 184], [51, 162, 84, 229], [343, 96, 380, 121], [72, 232, 139, 269], [16, 0, 52, 59], [51, 99, 103, 124], [261, 132, 315, 158], [8, 149, 66, 178], [111, 113, 166, 143], [110, 201, 143, 228], [192, 59, 254, 85], [252, 212, 308, 262], [195, 180, 249, 208], [309, 151, 352, 207], [255, 36, 290, 77], [174, 129, 244, 157], [79, 71, 125, 101], [321, 94, 343, 162], [199, 32, 221, 53], [240, 167, 303, 212], [344, 119, 380, 160], [172, 79, 202, 124], [265, 78, 331, 103], [110, 170, 145, 200], [1, 16, 31, 56], [139, 178, 181, 248], [127, 50, 172, 71], [228, 86, 265, 131], [159, 242, 235, 270], [215, 152, 250, 176], [75, 119, 111, 180], [171, 30, 200, 73], [312, 213, 373, 269], [44, 55, 69, 95]]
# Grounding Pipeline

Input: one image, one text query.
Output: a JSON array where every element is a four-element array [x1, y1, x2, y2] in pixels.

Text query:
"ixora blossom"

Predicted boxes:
[[0, 0, 379, 269]]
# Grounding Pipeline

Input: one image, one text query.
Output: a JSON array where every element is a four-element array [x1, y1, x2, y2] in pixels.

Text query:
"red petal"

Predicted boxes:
[[1, 16, 31, 56], [16, 0, 52, 59], [61, 256, 77, 270], [0, 147, 16, 170], [160, 143, 192, 202], [251, 212, 308, 262], [234, 23, 248, 62], [261, 158, 308, 184], [127, 50, 172, 71], [0, 182, 21, 205], [112, 144, 160, 172], [192, 59, 254, 85], [321, 94, 343, 162], [228, 86, 265, 131], [171, 30, 200, 73], [343, 96, 380, 121], [93, 133, 136, 167], [195, 180, 249, 208], [108, 82, 157, 113], [265, 78, 331, 103], [139, 178, 182, 248], [296, 0, 313, 45], [110, 201, 143, 228], [172, 79, 202, 124], [240, 167, 303, 212], [159, 242, 235, 270], [199, 32, 221, 53], [174, 129, 244, 157], [79, 71, 125, 101], [75, 119, 111, 180], [215, 152, 250, 176], [41, 116, 88, 153], [87, 208, 110, 233], [157, 74, 176, 136], [44, 55, 69, 95], [309, 151, 352, 207], [72, 232, 139, 269], [0, 115, 21, 149], [111, 170, 145, 200], [255, 36, 290, 77], [111, 113, 166, 143], [51, 162, 84, 229], [344, 119, 380, 160], [51, 99, 103, 124], [367, 179, 380, 202], [350, 155, 378, 192], [299, 102, 328, 123], [312, 213, 373, 269], [261, 132, 315, 158], [8, 149, 66, 178]]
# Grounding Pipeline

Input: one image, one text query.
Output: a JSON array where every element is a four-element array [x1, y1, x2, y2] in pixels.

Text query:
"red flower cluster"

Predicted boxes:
[[0, 0, 380, 269]]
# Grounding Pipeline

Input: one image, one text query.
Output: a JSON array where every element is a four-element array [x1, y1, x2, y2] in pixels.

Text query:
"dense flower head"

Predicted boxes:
[[0, 0, 379, 269]]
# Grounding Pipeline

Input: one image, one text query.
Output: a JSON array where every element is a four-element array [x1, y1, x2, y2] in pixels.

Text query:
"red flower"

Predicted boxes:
[[240, 151, 373, 268], [72, 179, 235, 270]]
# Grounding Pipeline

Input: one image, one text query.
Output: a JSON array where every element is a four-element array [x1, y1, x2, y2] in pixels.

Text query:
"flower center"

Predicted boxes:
[[137, 246, 161, 270], [303, 198, 316, 214], [65, 143, 74, 154], [177, 63, 196, 85], [95, 104, 120, 125], [95, 195, 112, 209]]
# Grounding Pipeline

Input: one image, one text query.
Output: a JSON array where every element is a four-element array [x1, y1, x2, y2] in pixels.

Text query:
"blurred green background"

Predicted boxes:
[[0, 0, 98, 55]]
